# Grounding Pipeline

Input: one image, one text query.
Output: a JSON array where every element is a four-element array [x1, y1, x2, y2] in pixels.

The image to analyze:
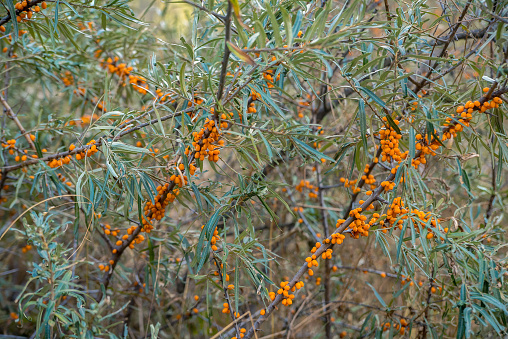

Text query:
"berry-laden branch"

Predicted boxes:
[[0, 0, 46, 27], [100, 111, 229, 295], [243, 170, 396, 339], [213, 257, 242, 339], [0, 108, 190, 173], [243, 87, 507, 339], [342, 146, 383, 218]]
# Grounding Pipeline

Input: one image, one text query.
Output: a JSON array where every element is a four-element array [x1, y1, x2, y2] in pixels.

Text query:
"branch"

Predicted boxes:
[[0, 94, 36, 151], [414, 0, 474, 92], [213, 256, 242, 339], [243, 169, 397, 339], [316, 162, 331, 339], [431, 27, 489, 45], [215, 0, 232, 115], [0, 0, 45, 27], [1, 108, 192, 173], [478, 3, 508, 24], [100, 107, 217, 296], [342, 146, 383, 218]]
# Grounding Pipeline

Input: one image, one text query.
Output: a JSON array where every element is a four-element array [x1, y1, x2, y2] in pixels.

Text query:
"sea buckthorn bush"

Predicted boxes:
[[0, 0, 507, 338]]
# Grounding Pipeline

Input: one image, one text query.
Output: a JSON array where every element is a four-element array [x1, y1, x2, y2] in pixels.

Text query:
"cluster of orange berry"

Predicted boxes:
[[155, 89, 176, 104], [128, 75, 148, 95], [2, 139, 17, 153], [147, 147, 159, 157], [101, 223, 145, 257], [379, 118, 405, 163], [382, 197, 407, 230], [225, 71, 239, 77], [169, 163, 196, 187], [382, 319, 409, 335], [187, 96, 204, 107], [251, 90, 261, 101], [142, 183, 180, 230], [295, 179, 319, 198], [61, 71, 74, 86], [246, 90, 261, 114], [204, 225, 221, 251], [0, 30, 27, 57], [327, 232, 346, 245], [101, 56, 133, 78], [305, 254, 319, 276], [12, 1, 47, 23], [221, 302, 230, 314], [13, 152, 34, 162], [339, 177, 361, 193], [379, 180, 395, 192], [377, 197, 444, 239], [67, 114, 99, 126], [230, 328, 247, 339], [411, 133, 439, 167], [4, 136, 39, 162], [408, 209, 443, 239], [341, 204, 376, 238], [70, 139, 98, 161], [98, 261, 113, 272], [133, 281, 147, 294], [212, 261, 234, 287], [102, 224, 119, 237], [304, 241, 331, 275], [247, 102, 257, 114], [47, 154, 72, 168], [262, 69, 280, 88], [77, 21, 94, 31], [276, 281, 299, 306], [73, 87, 87, 97], [362, 165, 377, 191], [21, 244, 32, 253], [186, 116, 225, 162]]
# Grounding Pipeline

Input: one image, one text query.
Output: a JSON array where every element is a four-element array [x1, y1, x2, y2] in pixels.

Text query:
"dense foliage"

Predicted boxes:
[[1, 0, 507, 338]]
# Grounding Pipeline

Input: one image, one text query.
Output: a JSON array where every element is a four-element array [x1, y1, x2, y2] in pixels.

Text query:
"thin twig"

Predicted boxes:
[[215, 0, 233, 115], [0, 94, 36, 151]]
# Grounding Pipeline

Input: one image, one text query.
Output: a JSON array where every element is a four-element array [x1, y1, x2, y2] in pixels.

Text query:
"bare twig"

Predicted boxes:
[[215, 0, 233, 114]]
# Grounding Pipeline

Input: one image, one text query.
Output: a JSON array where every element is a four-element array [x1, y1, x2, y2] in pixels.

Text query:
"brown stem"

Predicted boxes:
[[316, 163, 331, 339], [0, 94, 36, 151], [0, 0, 45, 26], [215, 0, 232, 116], [343, 146, 383, 218]]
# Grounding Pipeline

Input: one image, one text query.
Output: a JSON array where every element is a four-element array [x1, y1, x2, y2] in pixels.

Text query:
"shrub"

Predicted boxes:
[[0, 0, 507, 338]]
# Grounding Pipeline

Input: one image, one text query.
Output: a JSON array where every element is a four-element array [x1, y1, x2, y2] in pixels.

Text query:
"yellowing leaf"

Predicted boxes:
[[227, 41, 256, 65], [230, 0, 249, 30]]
